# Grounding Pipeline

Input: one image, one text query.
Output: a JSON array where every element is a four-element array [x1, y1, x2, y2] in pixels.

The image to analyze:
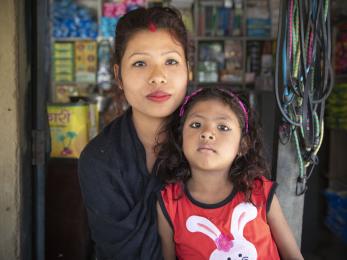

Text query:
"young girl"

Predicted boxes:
[[156, 87, 304, 260], [78, 7, 190, 260]]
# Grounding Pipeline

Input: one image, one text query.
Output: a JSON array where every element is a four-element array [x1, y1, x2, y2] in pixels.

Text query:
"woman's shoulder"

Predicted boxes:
[[79, 113, 128, 164]]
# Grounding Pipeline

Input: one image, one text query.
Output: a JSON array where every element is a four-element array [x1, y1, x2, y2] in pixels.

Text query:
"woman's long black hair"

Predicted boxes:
[[155, 87, 271, 202]]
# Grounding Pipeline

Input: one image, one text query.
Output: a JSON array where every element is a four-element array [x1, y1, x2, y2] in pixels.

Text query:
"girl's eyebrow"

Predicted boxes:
[[188, 113, 234, 121]]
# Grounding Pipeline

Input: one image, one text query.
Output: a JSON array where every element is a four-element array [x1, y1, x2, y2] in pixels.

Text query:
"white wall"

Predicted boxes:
[[0, 0, 27, 259]]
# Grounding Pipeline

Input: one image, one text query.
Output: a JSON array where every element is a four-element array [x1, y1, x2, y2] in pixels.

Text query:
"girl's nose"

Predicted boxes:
[[200, 131, 215, 141], [148, 66, 167, 85]]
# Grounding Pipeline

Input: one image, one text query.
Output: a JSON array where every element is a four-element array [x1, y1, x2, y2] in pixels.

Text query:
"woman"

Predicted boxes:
[[78, 6, 190, 260]]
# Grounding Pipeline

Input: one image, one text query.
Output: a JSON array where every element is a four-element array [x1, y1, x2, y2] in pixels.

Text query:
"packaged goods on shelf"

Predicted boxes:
[[221, 40, 243, 83], [52, 0, 97, 39], [56, 84, 79, 103], [324, 189, 347, 243], [75, 40, 97, 83], [335, 24, 347, 75], [198, 61, 218, 82], [99, 1, 145, 38], [97, 39, 113, 90], [198, 42, 224, 82], [53, 42, 75, 83], [246, 0, 271, 37], [198, 1, 243, 37], [48, 102, 99, 158], [48, 103, 89, 158], [326, 83, 347, 130]]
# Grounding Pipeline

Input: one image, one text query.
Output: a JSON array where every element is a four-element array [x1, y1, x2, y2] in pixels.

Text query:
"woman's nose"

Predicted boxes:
[[200, 131, 215, 141], [148, 66, 167, 85]]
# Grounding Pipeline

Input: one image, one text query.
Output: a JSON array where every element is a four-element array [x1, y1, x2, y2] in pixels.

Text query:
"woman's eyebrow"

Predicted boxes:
[[128, 52, 151, 59], [161, 50, 182, 57]]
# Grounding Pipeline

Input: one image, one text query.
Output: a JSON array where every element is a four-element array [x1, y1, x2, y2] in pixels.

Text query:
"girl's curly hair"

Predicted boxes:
[[155, 87, 271, 202]]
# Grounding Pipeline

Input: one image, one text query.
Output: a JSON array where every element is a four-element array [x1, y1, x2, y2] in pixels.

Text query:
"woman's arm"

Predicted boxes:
[[156, 201, 176, 260], [267, 195, 304, 260]]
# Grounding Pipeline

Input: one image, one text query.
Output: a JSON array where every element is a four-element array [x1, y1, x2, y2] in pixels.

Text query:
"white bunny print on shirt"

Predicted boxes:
[[186, 202, 258, 260]]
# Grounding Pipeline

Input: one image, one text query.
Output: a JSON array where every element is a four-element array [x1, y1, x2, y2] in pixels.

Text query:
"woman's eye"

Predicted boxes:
[[217, 125, 230, 131], [166, 59, 178, 65], [132, 61, 146, 67], [189, 122, 201, 128]]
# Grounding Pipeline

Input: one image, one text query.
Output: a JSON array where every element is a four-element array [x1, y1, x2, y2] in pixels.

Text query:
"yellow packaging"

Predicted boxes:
[[75, 40, 97, 83], [54, 59, 74, 67], [88, 102, 99, 140], [55, 85, 79, 103], [54, 42, 74, 51], [53, 50, 74, 59], [54, 65, 74, 74], [54, 73, 74, 82], [48, 103, 89, 158]]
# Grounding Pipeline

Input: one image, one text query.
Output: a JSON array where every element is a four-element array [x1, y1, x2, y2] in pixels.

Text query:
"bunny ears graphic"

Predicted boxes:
[[186, 202, 258, 260]]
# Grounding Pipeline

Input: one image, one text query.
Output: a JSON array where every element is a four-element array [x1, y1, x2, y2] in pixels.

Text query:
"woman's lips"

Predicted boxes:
[[146, 91, 171, 102]]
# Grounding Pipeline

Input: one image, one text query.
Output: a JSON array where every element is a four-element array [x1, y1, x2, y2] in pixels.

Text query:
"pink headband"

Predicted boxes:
[[179, 88, 249, 133]]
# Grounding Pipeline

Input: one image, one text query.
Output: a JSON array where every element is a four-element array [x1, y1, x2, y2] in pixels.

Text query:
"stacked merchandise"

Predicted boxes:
[[198, 0, 243, 37], [198, 42, 224, 82], [246, 41, 273, 89], [324, 190, 347, 243], [47, 102, 99, 158], [52, 0, 98, 39], [99, 0, 146, 38], [335, 23, 347, 75], [246, 0, 271, 37], [270, 0, 280, 37], [53, 42, 75, 83], [53, 40, 97, 85], [96, 39, 113, 90], [75, 40, 97, 83], [326, 84, 347, 130], [221, 41, 243, 83]]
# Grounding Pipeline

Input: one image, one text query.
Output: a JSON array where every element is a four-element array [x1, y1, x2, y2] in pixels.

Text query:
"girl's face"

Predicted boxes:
[[115, 29, 188, 121], [182, 99, 242, 174]]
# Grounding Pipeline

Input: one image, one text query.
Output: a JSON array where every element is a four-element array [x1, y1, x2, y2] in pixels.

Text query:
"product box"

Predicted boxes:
[[75, 40, 97, 83], [53, 42, 75, 82], [48, 103, 90, 158]]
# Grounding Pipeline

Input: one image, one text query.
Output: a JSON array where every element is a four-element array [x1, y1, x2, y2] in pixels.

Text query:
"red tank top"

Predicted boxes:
[[158, 176, 280, 260]]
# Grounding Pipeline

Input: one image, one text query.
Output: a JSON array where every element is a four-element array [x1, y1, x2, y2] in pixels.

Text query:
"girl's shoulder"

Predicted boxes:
[[252, 176, 276, 192], [160, 182, 184, 200], [251, 176, 277, 212]]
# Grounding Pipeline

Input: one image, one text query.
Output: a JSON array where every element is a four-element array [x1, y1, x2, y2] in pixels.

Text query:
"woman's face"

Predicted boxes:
[[115, 29, 188, 121]]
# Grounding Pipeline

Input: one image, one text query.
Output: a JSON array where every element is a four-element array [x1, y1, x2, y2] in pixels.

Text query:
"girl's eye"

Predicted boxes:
[[132, 61, 146, 67], [166, 59, 178, 65], [217, 125, 230, 131], [189, 122, 201, 128]]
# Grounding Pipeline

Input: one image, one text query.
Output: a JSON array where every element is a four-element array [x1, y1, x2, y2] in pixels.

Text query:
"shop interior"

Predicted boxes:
[[27, 0, 347, 259]]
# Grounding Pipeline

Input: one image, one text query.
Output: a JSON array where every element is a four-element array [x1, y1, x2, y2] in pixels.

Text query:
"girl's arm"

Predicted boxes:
[[267, 195, 304, 260], [156, 201, 176, 260]]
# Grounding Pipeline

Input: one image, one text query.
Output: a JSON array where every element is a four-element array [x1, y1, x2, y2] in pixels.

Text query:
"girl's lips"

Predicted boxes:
[[197, 145, 216, 153], [146, 91, 171, 102]]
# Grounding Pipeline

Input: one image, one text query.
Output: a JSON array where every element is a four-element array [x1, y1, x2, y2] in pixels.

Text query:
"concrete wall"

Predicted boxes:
[[276, 142, 305, 246], [0, 0, 27, 259]]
